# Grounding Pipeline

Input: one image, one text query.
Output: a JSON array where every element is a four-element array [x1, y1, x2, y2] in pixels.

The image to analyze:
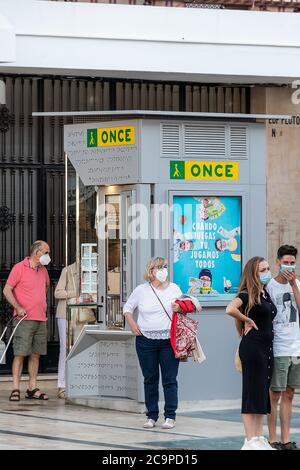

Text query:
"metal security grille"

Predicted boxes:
[[0, 75, 250, 373], [116, 82, 181, 111], [185, 86, 248, 113]]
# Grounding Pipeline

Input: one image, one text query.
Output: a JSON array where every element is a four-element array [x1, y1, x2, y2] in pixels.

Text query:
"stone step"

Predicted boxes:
[[67, 396, 145, 413], [0, 374, 57, 391]]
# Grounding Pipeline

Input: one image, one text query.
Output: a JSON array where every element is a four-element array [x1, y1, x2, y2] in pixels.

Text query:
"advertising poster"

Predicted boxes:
[[173, 195, 242, 302]]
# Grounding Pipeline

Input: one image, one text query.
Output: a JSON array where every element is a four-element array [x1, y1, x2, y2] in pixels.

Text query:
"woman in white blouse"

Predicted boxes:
[[123, 257, 182, 429]]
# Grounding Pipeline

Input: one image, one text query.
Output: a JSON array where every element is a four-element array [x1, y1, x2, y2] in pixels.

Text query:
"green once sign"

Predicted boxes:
[[170, 161, 185, 179], [87, 129, 97, 147]]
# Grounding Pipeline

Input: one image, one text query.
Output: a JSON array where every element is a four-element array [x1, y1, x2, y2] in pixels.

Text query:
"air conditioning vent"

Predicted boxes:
[[230, 126, 248, 159], [184, 125, 226, 158], [161, 124, 180, 157]]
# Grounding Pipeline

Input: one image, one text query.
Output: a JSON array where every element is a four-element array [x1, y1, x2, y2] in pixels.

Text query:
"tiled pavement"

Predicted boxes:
[[0, 390, 299, 450]]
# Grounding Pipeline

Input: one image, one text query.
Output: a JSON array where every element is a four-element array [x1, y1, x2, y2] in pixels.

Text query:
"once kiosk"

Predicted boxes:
[[64, 111, 268, 411]]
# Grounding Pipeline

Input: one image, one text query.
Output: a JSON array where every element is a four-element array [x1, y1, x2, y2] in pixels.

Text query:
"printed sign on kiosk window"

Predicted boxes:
[[173, 195, 242, 302]]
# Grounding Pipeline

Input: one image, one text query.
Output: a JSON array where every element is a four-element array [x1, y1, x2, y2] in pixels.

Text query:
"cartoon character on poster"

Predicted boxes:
[[215, 226, 241, 262], [173, 229, 194, 263], [197, 197, 225, 221], [172, 196, 242, 301], [188, 269, 219, 295], [187, 270, 233, 296]]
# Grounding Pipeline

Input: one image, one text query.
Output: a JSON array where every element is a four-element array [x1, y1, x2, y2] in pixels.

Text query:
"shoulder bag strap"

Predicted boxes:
[[149, 283, 172, 322], [149, 283, 198, 336]]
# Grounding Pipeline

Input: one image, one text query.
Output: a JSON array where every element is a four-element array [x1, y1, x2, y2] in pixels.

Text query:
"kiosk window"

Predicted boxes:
[[173, 195, 242, 302], [106, 195, 121, 296], [79, 182, 97, 245], [104, 194, 124, 329]]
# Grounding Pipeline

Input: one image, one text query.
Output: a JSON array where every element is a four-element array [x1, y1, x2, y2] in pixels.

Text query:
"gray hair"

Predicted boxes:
[[30, 240, 45, 255]]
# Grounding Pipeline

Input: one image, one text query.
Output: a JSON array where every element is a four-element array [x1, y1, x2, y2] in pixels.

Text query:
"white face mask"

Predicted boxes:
[[155, 268, 168, 283], [39, 254, 51, 266]]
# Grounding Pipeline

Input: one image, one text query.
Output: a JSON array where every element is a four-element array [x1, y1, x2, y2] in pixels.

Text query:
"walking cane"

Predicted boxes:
[[0, 314, 27, 364], [0, 315, 16, 343]]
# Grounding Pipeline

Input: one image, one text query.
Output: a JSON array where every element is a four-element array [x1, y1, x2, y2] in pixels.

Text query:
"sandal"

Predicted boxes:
[[9, 389, 20, 402], [57, 388, 66, 399], [25, 388, 49, 400]]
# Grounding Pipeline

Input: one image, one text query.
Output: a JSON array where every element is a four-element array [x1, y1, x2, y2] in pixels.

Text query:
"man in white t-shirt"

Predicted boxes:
[[267, 245, 300, 450]]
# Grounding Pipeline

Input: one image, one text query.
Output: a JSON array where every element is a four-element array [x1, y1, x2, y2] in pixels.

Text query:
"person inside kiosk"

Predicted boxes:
[[55, 262, 96, 399], [55, 262, 78, 399]]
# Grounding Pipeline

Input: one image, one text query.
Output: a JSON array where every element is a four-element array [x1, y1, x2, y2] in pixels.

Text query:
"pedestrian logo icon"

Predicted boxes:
[[170, 161, 184, 179], [87, 129, 97, 147], [173, 164, 181, 177]]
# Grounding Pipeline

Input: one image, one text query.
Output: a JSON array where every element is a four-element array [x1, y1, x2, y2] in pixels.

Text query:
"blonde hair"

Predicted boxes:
[[144, 257, 167, 282], [235, 256, 265, 336]]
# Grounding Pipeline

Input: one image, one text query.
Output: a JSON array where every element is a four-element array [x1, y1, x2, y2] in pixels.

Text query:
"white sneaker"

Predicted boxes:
[[161, 418, 175, 429], [241, 437, 264, 450], [257, 436, 277, 450], [143, 419, 156, 429]]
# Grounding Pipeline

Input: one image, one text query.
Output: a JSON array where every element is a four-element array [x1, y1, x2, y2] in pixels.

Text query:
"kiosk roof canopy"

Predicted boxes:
[[33, 110, 290, 121]]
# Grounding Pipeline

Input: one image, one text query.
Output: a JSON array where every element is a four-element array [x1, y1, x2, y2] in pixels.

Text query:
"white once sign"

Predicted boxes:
[[64, 120, 139, 186]]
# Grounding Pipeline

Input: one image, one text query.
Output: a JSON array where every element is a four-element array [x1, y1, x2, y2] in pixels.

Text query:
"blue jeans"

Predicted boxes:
[[136, 335, 179, 421]]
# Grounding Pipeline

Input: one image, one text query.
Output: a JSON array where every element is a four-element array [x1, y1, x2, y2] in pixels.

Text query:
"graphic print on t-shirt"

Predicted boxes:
[[274, 291, 298, 325]]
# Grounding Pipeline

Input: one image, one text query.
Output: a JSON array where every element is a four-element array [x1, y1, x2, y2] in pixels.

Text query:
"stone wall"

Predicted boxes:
[[251, 86, 300, 273]]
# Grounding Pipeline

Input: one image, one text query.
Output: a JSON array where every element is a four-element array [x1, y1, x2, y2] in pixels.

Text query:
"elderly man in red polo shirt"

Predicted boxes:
[[3, 240, 51, 401]]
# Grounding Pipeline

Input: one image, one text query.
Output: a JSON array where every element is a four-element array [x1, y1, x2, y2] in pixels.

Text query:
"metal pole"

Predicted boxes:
[[65, 152, 69, 270], [64, 152, 70, 351], [76, 174, 80, 298]]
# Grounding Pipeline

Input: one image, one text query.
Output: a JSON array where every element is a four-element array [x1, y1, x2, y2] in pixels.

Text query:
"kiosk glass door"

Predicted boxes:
[[98, 186, 136, 329]]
